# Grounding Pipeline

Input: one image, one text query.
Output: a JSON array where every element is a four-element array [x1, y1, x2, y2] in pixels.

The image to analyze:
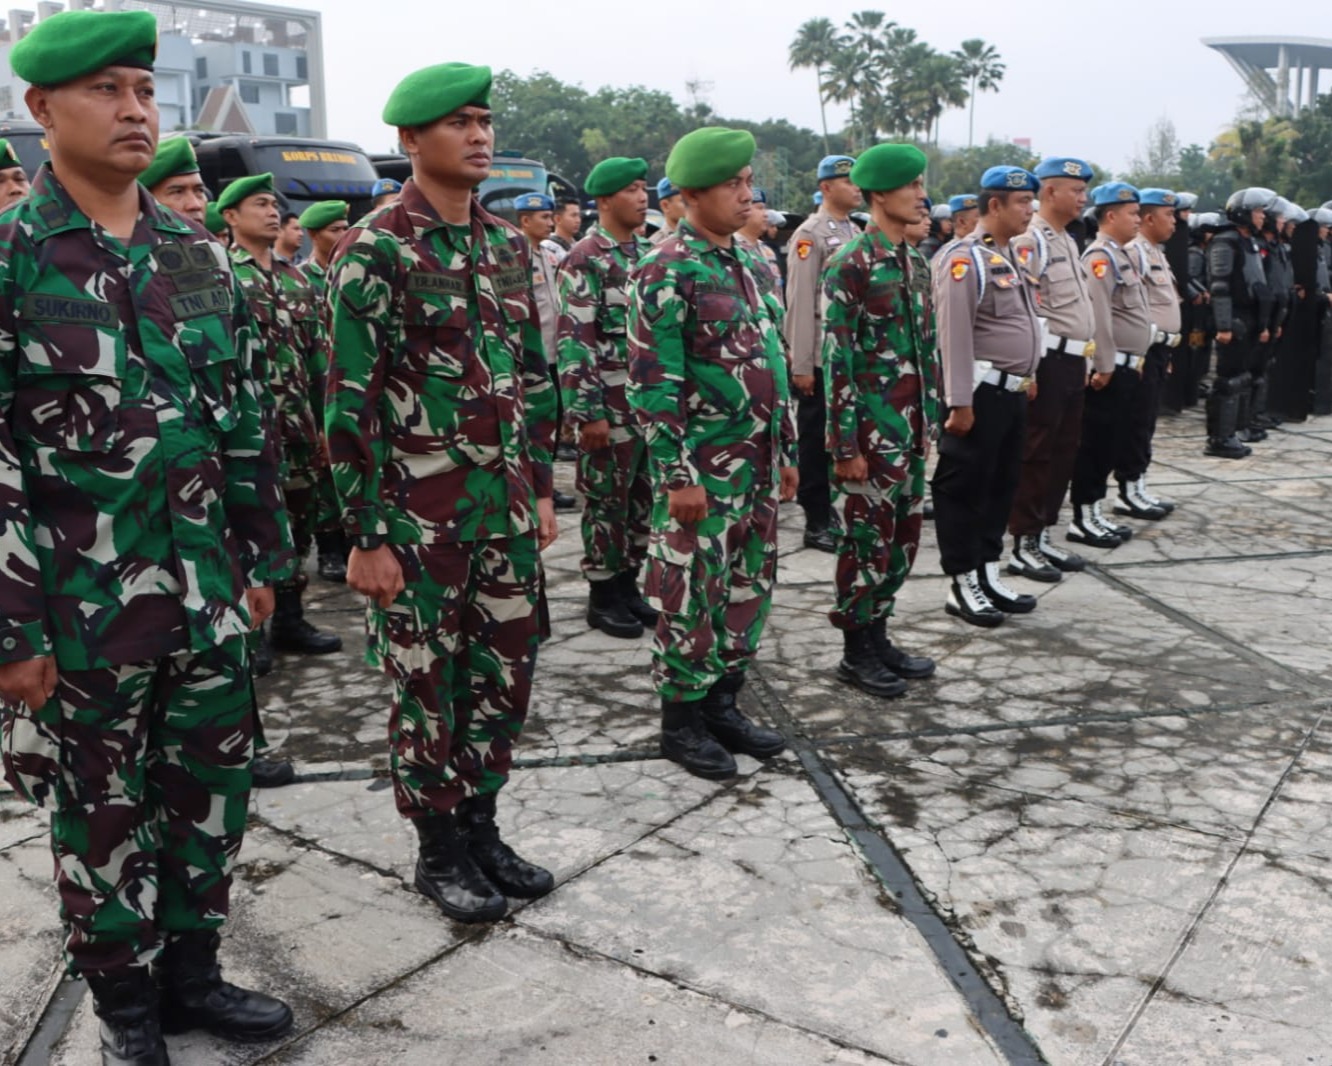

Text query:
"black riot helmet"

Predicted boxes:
[[1225, 186, 1278, 227]]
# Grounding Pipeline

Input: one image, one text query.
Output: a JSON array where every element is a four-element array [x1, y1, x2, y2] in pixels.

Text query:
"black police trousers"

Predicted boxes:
[[1115, 345, 1168, 482], [931, 382, 1028, 576], [796, 370, 831, 526], [1070, 365, 1138, 505]]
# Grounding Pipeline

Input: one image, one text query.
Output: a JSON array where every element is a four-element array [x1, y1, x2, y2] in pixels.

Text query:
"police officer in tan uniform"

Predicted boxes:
[[1067, 183, 1153, 549], [785, 155, 861, 552], [651, 176, 686, 246], [930, 167, 1043, 627], [1006, 158, 1097, 583], [1115, 188, 1183, 520]]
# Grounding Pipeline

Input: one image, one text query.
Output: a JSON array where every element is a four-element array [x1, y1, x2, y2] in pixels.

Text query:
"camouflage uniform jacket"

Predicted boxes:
[[627, 219, 796, 497], [230, 246, 320, 448], [556, 224, 649, 426], [822, 228, 941, 468], [326, 180, 556, 544], [736, 233, 785, 311], [277, 260, 329, 428], [0, 166, 292, 669]]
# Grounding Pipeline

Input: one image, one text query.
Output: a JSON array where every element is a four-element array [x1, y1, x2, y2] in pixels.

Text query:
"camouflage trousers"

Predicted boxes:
[[281, 437, 324, 561], [1, 637, 253, 976], [643, 479, 780, 701], [367, 535, 544, 819], [829, 452, 927, 630], [314, 460, 341, 534], [576, 424, 653, 582]]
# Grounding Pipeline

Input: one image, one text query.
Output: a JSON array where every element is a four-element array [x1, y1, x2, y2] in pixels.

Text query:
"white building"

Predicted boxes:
[[0, 0, 326, 137]]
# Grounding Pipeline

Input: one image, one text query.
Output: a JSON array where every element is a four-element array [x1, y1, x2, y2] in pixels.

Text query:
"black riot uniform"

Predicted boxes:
[[1314, 207, 1332, 414], [1254, 207, 1295, 429], [1207, 188, 1277, 458], [1180, 216, 1218, 409], [1164, 206, 1201, 411], [1271, 209, 1322, 421]]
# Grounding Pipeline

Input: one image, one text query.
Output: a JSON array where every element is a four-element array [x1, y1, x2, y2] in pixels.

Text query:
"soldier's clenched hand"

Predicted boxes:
[[668, 485, 708, 524], [779, 466, 799, 502], [0, 656, 57, 712], [348, 546, 405, 608], [834, 456, 868, 483], [537, 497, 558, 551], [245, 587, 275, 630], [579, 419, 611, 452]]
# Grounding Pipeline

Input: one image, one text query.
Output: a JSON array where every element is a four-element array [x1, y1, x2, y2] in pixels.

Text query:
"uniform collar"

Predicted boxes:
[[590, 223, 646, 254], [397, 177, 501, 243], [674, 218, 736, 257], [25, 162, 195, 243]]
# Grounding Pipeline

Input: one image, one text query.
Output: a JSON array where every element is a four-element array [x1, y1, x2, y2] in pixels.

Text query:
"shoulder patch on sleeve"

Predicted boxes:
[[795, 238, 813, 260], [1090, 257, 1109, 279], [949, 257, 971, 282]]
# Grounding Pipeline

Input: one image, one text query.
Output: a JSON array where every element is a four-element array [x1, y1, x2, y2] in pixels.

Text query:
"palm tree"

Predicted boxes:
[[822, 42, 867, 150], [788, 18, 839, 153], [951, 38, 1005, 148]]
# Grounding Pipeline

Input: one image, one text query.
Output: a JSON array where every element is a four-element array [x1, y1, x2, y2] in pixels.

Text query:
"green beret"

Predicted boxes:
[[299, 200, 349, 230], [382, 63, 492, 128], [10, 10, 157, 87], [138, 137, 198, 191], [665, 127, 756, 190], [849, 143, 928, 192], [218, 172, 275, 212], [204, 203, 227, 235], [585, 157, 648, 198], [0, 139, 21, 172]]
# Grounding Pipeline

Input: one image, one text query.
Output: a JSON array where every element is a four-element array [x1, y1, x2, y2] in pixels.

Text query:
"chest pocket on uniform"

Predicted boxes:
[[11, 299, 126, 453], [694, 290, 759, 361], [403, 272, 471, 378], [599, 270, 630, 338]]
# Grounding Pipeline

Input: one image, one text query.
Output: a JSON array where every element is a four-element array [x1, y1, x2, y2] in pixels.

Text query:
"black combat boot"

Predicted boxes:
[[869, 617, 935, 679], [586, 577, 643, 639], [700, 672, 785, 758], [1204, 389, 1251, 459], [802, 521, 836, 553], [269, 584, 343, 655], [250, 757, 295, 789], [249, 624, 273, 678], [85, 968, 169, 1066], [158, 931, 293, 1043], [837, 627, 908, 698], [660, 698, 737, 779], [314, 530, 347, 583], [617, 569, 659, 627], [456, 793, 554, 899], [413, 814, 507, 922]]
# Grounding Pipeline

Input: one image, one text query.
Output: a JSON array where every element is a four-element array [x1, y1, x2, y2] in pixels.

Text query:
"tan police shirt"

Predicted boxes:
[[1128, 236, 1182, 335], [932, 227, 1042, 408], [1012, 214, 1096, 348], [1083, 237, 1153, 367], [530, 240, 560, 363], [783, 207, 860, 375]]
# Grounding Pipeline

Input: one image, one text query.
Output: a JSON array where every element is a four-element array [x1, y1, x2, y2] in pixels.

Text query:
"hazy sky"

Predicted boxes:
[[315, 0, 1313, 183]]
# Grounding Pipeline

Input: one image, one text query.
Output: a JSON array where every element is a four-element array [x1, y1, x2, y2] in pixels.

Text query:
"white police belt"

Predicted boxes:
[[1151, 325, 1182, 349], [1114, 351, 1146, 371], [976, 363, 1033, 393], [1050, 335, 1095, 358]]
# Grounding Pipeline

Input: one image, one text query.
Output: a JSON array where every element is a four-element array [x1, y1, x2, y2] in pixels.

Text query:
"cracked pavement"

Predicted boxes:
[[6, 406, 1332, 1065]]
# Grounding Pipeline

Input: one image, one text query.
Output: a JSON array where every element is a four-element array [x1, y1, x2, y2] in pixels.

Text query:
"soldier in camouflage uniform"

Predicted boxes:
[[326, 63, 558, 924], [300, 199, 353, 583], [821, 144, 940, 700], [627, 126, 796, 781], [0, 137, 31, 208], [0, 12, 296, 1063], [735, 187, 785, 309], [222, 172, 344, 668], [557, 156, 656, 639], [138, 135, 207, 225]]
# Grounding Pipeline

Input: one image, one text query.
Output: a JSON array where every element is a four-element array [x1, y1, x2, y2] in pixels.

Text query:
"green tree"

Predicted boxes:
[[951, 39, 1005, 148], [788, 17, 840, 153]]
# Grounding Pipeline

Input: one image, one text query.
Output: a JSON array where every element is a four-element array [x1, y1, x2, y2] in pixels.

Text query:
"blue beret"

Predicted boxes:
[[514, 192, 554, 213], [1090, 182, 1140, 207], [817, 155, 855, 181], [1034, 157, 1094, 182], [813, 191, 823, 206], [371, 178, 401, 198], [656, 176, 679, 201], [752, 188, 767, 205], [980, 166, 1039, 192], [948, 194, 979, 213], [1138, 188, 1178, 207], [923, 197, 933, 212]]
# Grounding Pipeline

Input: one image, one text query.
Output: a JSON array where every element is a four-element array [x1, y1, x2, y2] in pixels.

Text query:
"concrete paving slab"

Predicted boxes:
[[0, 839, 65, 1066], [518, 772, 1006, 1064], [260, 926, 914, 1066], [0, 790, 45, 853]]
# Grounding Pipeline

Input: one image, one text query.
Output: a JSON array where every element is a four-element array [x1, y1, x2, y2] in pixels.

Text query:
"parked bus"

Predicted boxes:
[[372, 149, 578, 222]]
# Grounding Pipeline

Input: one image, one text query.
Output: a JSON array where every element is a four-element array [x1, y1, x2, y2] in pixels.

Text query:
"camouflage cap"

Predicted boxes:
[[138, 137, 199, 191], [299, 199, 349, 230], [204, 202, 227, 235], [849, 143, 927, 192], [10, 9, 157, 86], [584, 156, 648, 198], [382, 63, 492, 128], [218, 172, 275, 212], [0, 139, 21, 172], [665, 127, 756, 190]]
